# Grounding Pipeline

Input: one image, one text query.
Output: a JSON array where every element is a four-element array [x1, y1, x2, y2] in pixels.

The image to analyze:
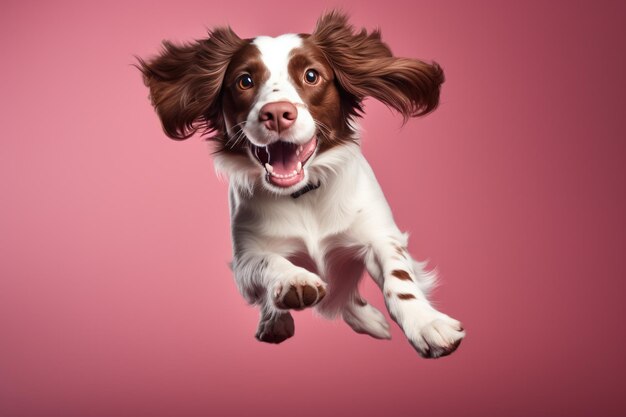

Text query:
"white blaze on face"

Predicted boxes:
[[243, 34, 317, 146]]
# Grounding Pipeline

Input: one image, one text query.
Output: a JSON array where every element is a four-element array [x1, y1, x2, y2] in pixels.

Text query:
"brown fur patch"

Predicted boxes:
[[355, 297, 367, 307], [137, 27, 246, 140], [311, 11, 444, 123], [218, 43, 270, 153], [288, 38, 355, 153], [391, 270, 412, 281], [397, 293, 416, 300]]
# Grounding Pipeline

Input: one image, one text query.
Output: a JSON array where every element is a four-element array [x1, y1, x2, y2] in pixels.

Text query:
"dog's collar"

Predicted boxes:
[[291, 180, 321, 199]]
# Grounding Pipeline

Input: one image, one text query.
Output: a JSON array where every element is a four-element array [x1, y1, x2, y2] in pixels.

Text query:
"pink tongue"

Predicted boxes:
[[269, 142, 299, 174]]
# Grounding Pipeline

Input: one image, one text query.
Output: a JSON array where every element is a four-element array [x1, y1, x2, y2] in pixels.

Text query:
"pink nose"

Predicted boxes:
[[259, 101, 298, 133]]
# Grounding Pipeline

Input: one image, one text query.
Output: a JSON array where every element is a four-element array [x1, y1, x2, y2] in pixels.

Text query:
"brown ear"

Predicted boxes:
[[312, 11, 444, 121], [136, 27, 245, 140]]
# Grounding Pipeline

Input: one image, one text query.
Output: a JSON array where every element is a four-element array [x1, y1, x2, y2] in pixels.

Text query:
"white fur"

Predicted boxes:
[[212, 35, 465, 357]]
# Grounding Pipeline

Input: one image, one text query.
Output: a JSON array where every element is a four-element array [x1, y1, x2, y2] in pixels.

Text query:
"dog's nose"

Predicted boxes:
[[259, 101, 298, 133]]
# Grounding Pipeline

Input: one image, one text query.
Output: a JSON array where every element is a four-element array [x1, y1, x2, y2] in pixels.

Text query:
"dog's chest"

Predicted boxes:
[[230, 183, 362, 273]]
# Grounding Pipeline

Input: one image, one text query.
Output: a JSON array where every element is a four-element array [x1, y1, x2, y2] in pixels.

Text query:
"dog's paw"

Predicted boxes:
[[255, 311, 295, 344], [272, 272, 327, 310], [407, 314, 465, 358], [343, 301, 391, 340]]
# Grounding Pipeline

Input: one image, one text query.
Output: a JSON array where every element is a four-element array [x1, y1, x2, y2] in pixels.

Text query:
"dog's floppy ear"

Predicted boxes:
[[312, 11, 444, 121], [137, 27, 245, 140]]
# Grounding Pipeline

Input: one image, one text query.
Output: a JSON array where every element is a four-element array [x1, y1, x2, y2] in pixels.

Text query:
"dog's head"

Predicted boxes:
[[138, 11, 444, 195]]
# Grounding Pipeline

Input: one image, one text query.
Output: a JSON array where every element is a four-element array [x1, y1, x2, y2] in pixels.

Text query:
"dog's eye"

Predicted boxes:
[[237, 74, 254, 90], [304, 69, 319, 85]]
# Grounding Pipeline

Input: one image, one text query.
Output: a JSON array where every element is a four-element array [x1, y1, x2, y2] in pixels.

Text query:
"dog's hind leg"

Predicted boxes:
[[342, 295, 391, 340]]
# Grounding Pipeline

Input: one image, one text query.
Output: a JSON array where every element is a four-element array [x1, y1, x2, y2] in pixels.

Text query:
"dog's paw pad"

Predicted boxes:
[[274, 280, 326, 310], [255, 312, 294, 344]]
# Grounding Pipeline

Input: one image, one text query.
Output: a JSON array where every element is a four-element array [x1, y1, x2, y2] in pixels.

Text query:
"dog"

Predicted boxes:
[[138, 11, 465, 358]]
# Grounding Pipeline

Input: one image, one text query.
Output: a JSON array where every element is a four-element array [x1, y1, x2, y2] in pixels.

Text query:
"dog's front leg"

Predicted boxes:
[[364, 234, 465, 358], [232, 252, 327, 344]]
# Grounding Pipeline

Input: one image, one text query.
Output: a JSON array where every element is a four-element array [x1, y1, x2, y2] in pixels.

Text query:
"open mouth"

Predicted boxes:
[[251, 137, 317, 188]]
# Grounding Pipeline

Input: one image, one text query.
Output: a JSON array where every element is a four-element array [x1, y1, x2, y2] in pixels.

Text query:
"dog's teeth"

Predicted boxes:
[[296, 161, 302, 173], [299, 145, 303, 152], [265, 163, 273, 173], [268, 169, 301, 179]]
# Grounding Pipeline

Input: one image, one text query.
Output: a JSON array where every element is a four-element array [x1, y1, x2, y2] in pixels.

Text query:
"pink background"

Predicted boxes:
[[1, 1, 625, 416]]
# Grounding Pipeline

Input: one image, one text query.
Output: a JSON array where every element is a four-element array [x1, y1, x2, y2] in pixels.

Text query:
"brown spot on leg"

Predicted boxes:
[[391, 269, 412, 281], [355, 297, 367, 307], [397, 293, 416, 300], [301, 285, 317, 306]]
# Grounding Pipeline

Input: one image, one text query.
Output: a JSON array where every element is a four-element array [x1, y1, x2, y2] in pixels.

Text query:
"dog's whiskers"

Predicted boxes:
[[314, 121, 334, 142], [224, 121, 249, 149]]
